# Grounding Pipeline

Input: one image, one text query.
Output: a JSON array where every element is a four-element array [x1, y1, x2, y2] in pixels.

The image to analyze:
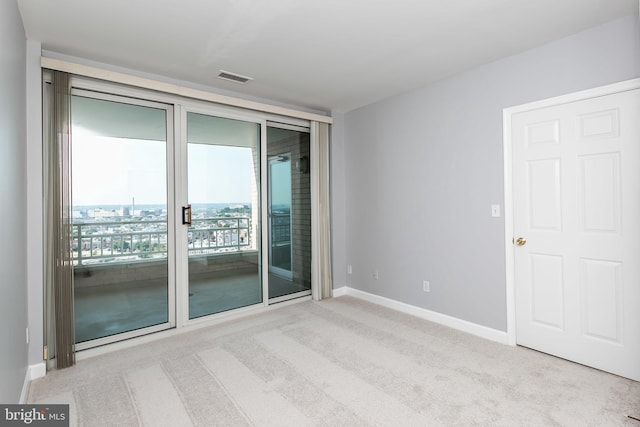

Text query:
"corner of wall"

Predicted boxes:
[[26, 39, 44, 367], [0, 0, 30, 404]]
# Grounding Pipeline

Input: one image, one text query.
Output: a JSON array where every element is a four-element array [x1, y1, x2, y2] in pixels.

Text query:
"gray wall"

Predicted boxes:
[[0, 0, 28, 402], [339, 15, 640, 332]]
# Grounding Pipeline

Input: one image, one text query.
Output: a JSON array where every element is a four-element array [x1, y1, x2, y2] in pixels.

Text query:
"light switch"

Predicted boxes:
[[491, 204, 501, 217]]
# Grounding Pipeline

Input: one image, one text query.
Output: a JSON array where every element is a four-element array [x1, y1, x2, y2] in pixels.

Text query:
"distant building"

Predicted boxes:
[[90, 208, 119, 219]]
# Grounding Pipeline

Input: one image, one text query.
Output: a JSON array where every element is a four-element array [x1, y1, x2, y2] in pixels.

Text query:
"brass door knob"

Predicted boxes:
[[515, 237, 527, 246]]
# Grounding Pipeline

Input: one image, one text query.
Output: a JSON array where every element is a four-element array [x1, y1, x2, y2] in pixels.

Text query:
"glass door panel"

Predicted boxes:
[[186, 112, 262, 318], [267, 126, 312, 300], [71, 93, 173, 346]]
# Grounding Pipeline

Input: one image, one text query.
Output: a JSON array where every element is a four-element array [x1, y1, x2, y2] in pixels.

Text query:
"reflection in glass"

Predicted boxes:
[[269, 156, 292, 276]]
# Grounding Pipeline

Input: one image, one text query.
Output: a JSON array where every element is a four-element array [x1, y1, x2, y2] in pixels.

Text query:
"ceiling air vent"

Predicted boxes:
[[217, 70, 253, 84]]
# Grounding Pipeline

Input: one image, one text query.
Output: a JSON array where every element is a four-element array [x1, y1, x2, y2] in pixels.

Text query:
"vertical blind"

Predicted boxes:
[[311, 122, 333, 300], [315, 122, 333, 300], [44, 70, 75, 369]]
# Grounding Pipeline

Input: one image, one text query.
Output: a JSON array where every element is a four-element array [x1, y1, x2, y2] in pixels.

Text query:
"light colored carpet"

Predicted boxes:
[[29, 296, 640, 426]]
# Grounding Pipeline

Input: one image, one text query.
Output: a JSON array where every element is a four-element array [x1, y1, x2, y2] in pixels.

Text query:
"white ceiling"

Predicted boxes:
[[17, 0, 637, 112]]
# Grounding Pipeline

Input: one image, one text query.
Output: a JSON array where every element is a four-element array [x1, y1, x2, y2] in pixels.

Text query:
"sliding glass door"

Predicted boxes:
[[185, 112, 263, 318], [56, 77, 315, 352], [267, 125, 312, 301], [71, 91, 174, 348]]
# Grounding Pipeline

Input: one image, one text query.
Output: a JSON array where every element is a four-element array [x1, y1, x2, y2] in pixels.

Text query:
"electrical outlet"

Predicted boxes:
[[373, 270, 379, 280], [423, 280, 430, 292], [347, 265, 352, 274]]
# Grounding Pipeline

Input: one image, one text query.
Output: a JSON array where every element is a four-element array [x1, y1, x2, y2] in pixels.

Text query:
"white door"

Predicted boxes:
[[511, 86, 640, 381]]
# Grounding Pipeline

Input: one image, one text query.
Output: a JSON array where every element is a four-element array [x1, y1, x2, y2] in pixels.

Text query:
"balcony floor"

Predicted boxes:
[[74, 269, 309, 343]]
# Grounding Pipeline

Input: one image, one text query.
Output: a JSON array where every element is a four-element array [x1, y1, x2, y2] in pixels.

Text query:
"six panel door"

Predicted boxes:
[[512, 88, 640, 381]]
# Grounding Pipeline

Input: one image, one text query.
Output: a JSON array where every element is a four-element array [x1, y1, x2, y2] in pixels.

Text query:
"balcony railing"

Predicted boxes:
[[188, 217, 251, 256], [72, 217, 252, 266]]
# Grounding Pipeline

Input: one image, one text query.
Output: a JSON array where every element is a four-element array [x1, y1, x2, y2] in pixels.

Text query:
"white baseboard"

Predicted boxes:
[[19, 362, 46, 404], [334, 286, 508, 345], [20, 371, 29, 404], [331, 286, 348, 297], [29, 362, 46, 380]]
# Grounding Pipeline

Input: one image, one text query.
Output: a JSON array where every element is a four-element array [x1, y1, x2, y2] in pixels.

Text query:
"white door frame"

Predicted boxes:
[[502, 78, 640, 346]]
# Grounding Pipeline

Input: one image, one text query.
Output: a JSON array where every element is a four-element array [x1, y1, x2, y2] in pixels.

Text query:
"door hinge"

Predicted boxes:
[[43, 345, 48, 360]]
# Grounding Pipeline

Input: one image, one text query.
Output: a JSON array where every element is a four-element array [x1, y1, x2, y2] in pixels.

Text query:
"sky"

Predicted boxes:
[[72, 133, 161, 206], [188, 143, 253, 204], [72, 132, 289, 207], [71, 95, 291, 208]]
